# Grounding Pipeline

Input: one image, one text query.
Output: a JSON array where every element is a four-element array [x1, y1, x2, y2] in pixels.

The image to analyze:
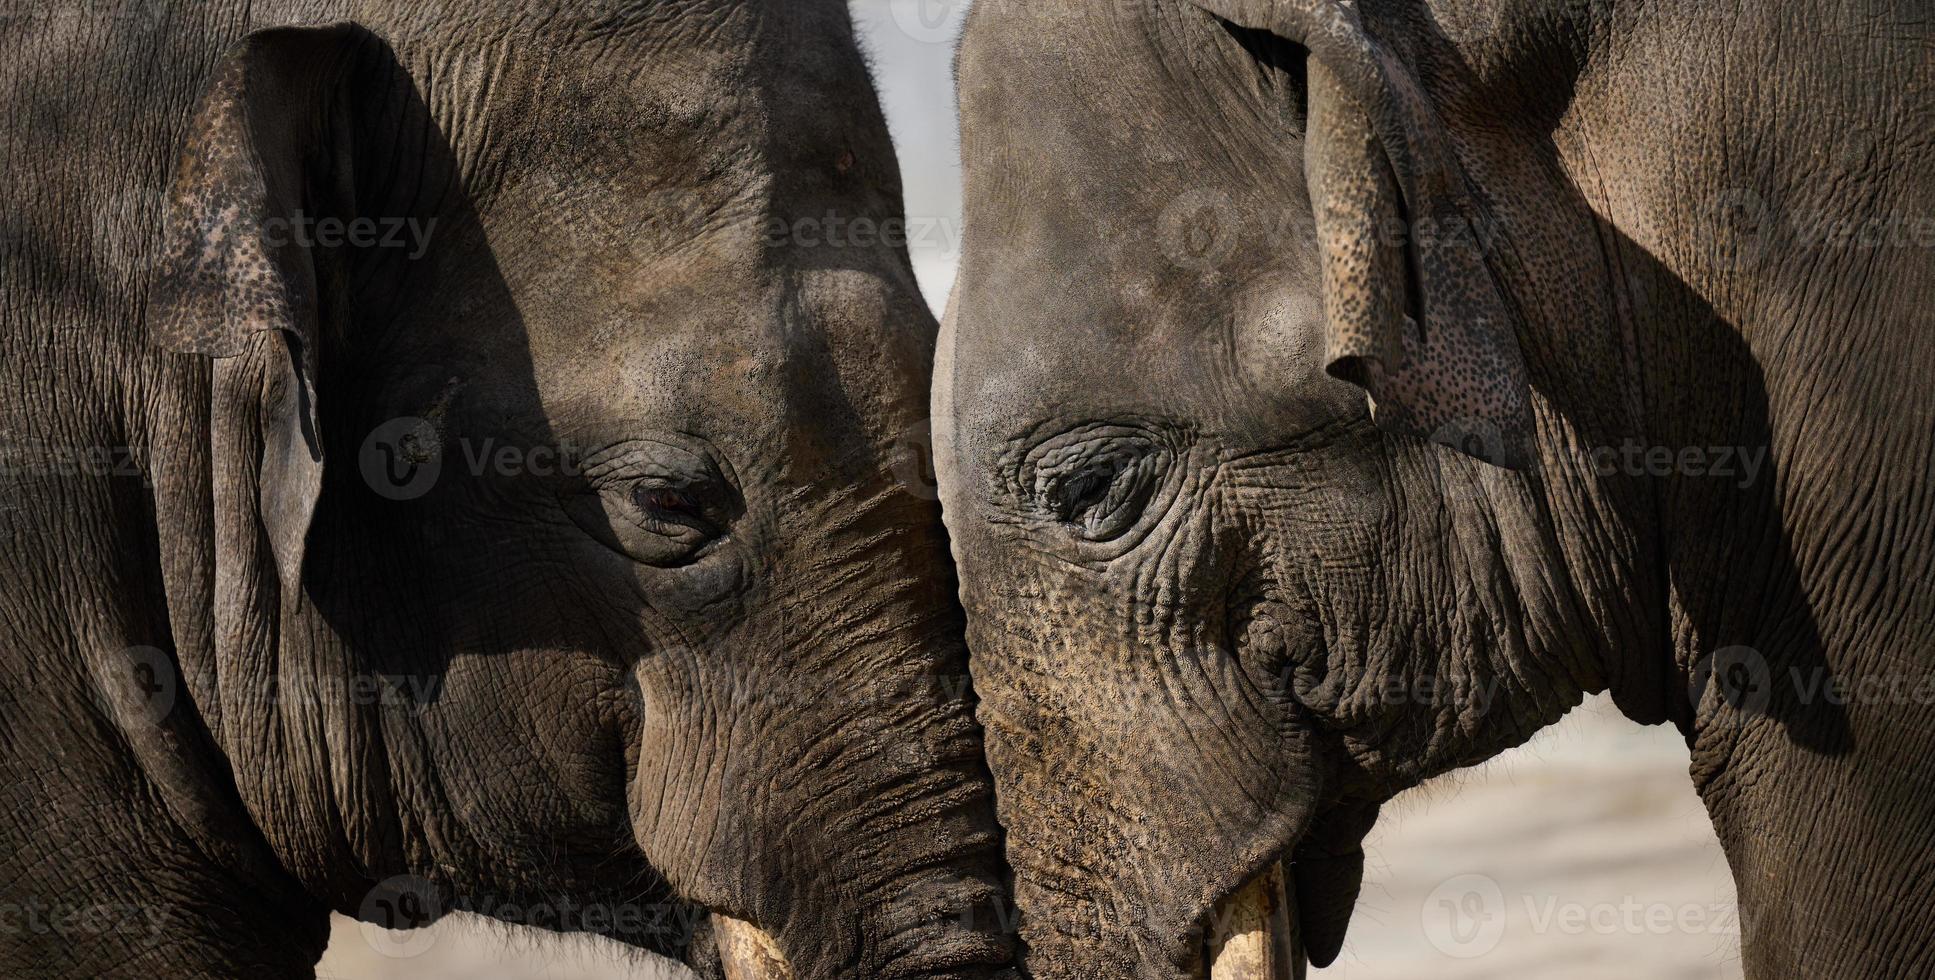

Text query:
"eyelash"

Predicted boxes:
[[1055, 464, 1123, 522], [1038, 450, 1167, 544], [628, 483, 714, 534]]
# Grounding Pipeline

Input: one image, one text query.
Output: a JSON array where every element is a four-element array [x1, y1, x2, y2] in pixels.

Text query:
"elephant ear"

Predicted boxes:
[[1193, 0, 1533, 468], [148, 23, 383, 590]]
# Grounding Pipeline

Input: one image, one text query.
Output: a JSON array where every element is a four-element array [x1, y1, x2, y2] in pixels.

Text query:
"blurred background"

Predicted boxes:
[[316, 2, 1741, 976]]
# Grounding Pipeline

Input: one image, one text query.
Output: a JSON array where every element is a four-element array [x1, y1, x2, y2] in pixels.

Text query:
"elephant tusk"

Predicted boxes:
[[1208, 862, 1305, 980], [714, 914, 796, 980]]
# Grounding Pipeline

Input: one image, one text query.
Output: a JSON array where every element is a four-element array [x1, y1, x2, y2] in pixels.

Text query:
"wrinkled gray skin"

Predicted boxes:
[[0, 2, 1012, 978], [939, 0, 1935, 977]]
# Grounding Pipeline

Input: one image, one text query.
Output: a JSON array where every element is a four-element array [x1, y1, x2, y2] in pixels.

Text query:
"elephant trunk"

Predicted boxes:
[[637, 486, 1017, 979], [989, 784, 1305, 980], [966, 615, 1323, 980]]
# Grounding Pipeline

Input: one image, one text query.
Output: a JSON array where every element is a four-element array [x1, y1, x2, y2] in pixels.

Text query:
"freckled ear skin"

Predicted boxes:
[[147, 23, 378, 590], [1193, 0, 1534, 468]]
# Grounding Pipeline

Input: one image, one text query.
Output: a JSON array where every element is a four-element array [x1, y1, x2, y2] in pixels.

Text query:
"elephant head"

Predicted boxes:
[[937, 0, 1708, 976], [138, 3, 1010, 976]]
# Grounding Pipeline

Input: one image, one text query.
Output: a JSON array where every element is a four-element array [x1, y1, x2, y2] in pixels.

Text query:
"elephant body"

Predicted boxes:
[[939, 0, 1935, 977], [1, 2, 1009, 977]]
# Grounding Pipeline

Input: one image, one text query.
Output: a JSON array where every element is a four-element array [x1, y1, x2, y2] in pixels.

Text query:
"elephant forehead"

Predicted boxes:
[[946, 160, 1225, 426], [946, 3, 1345, 475], [956, 0, 1296, 200], [509, 263, 926, 462], [942, 199, 1245, 445], [397, 1, 882, 239], [938, 306, 1183, 497]]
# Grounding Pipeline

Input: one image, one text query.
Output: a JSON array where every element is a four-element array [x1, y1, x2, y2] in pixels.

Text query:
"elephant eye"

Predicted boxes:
[[632, 484, 706, 523], [1046, 455, 1157, 541], [561, 437, 739, 567], [625, 480, 721, 538], [1055, 466, 1117, 521], [1024, 425, 1174, 546]]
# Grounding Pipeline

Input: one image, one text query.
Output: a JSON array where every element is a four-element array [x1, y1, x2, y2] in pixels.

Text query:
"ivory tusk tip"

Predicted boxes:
[[714, 913, 796, 980]]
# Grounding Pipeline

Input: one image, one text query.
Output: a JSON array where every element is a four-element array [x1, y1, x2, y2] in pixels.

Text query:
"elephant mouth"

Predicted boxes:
[[1200, 861, 1306, 980], [712, 914, 797, 980]]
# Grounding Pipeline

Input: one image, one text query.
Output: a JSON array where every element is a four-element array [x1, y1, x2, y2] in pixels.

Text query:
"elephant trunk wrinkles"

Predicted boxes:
[[796, 560, 1015, 978], [656, 489, 1017, 979], [979, 714, 1198, 980], [968, 623, 1321, 980]]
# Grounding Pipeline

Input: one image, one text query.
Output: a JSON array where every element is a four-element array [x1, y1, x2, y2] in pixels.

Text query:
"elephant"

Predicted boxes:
[[936, 0, 1935, 977], [0, 2, 1014, 978]]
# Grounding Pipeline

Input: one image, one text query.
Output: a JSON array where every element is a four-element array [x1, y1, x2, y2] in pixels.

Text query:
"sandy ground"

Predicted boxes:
[[1310, 695, 1741, 980], [315, 695, 1742, 979]]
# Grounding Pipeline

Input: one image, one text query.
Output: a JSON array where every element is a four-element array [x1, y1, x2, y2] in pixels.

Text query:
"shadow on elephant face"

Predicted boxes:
[[938, 2, 1846, 977], [145, 10, 1010, 978]]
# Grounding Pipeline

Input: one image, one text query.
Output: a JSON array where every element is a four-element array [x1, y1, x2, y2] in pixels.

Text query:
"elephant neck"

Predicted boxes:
[[1504, 6, 1935, 970]]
